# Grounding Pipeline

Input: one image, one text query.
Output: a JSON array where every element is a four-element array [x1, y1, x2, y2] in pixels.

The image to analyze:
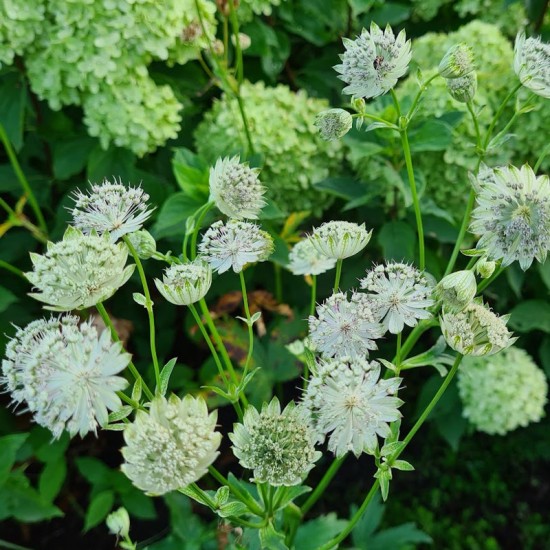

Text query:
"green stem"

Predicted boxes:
[[0, 196, 15, 216], [406, 73, 440, 120], [477, 265, 504, 293], [190, 202, 214, 261], [228, 0, 243, 84], [353, 111, 399, 128], [0, 259, 25, 279], [395, 331, 402, 369], [333, 259, 343, 292], [236, 94, 256, 156], [95, 302, 154, 400], [116, 391, 140, 409], [309, 274, 317, 317], [534, 142, 550, 172], [239, 271, 255, 379], [301, 456, 346, 516]]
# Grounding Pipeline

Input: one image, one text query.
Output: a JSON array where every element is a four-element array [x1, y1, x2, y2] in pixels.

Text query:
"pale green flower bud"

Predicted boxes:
[[438, 43, 475, 79], [446, 72, 477, 103], [435, 270, 477, 312], [475, 257, 496, 279], [106, 507, 130, 538], [231, 32, 251, 51], [127, 230, 157, 259], [514, 32, 550, 99], [314, 109, 353, 141], [309, 221, 372, 260], [351, 97, 366, 114], [154, 258, 212, 306]]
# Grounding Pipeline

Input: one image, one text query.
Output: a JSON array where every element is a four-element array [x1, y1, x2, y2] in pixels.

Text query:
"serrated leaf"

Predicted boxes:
[[158, 358, 177, 396], [273, 485, 311, 511], [259, 523, 288, 550], [380, 441, 405, 457], [217, 500, 249, 518], [377, 470, 391, 502], [214, 486, 230, 506], [392, 460, 414, 471], [107, 406, 133, 423]]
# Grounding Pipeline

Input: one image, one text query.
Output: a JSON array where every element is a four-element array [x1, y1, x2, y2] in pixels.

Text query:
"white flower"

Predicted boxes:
[[302, 358, 402, 457], [155, 258, 212, 306], [26, 227, 134, 311], [309, 291, 384, 359], [199, 219, 274, 274], [458, 347, 548, 435], [334, 22, 411, 99], [70, 178, 154, 242], [230, 398, 321, 486], [434, 270, 477, 313], [1, 316, 130, 439], [288, 238, 337, 276], [360, 262, 434, 334], [469, 164, 550, 270], [438, 43, 475, 79], [309, 221, 372, 260], [514, 32, 550, 98], [314, 109, 353, 141], [446, 71, 477, 103], [209, 156, 266, 219], [440, 300, 516, 357], [121, 394, 221, 495]]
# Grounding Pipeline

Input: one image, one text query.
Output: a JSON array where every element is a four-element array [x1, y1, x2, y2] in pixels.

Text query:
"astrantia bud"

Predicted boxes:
[[106, 507, 130, 538], [475, 257, 496, 279], [231, 32, 251, 51], [127, 230, 157, 259], [446, 72, 477, 103], [154, 258, 212, 306], [309, 221, 372, 260], [209, 156, 266, 219], [288, 238, 337, 276], [514, 32, 550, 98], [434, 270, 477, 313], [314, 109, 353, 141], [438, 43, 475, 79]]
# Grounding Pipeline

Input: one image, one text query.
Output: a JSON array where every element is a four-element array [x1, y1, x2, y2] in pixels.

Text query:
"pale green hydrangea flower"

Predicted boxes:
[[309, 221, 372, 260], [288, 238, 337, 276], [155, 259, 212, 306]]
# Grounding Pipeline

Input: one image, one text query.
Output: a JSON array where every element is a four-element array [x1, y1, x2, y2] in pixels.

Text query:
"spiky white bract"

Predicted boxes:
[[121, 394, 221, 495], [446, 71, 477, 103], [309, 221, 372, 260], [440, 300, 516, 356], [198, 219, 274, 274], [70, 179, 154, 242], [470, 164, 550, 270], [288, 238, 337, 276], [434, 270, 477, 313], [334, 22, 411, 100], [154, 258, 212, 306], [26, 226, 134, 311], [438, 43, 475, 79], [230, 398, 321, 486], [1, 316, 129, 439], [302, 358, 402, 457], [209, 156, 266, 219], [314, 109, 353, 141], [514, 32, 550, 98], [309, 292, 384, 359], [458, 347, 548, 435], [360, 262, 434, 334]]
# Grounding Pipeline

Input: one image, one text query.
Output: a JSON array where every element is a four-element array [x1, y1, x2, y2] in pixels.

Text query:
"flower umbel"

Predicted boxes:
[[334, 22, 411, 99], [309, 221, 372, 260], [514, 32, 550, 98], [314, 109, 353, 141], [199, 220, 274, 274], [302, 358, 402, 457], [121, 394, 221, 495], [230, 398, 321, 486], [155, 259, 212, 306], [288, 238, 337, 276], [1, 316, 130, 438], [26, 226, 134, 311]]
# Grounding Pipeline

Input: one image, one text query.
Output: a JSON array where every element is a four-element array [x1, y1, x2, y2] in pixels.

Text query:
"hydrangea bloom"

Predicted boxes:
[[309, 221, 372, 260], [121, 394, 221, 495], [360, 262, 434, 334], [199, 220, 273, 274], [230, 398, 321, 486], [314, 109, 353, 141], [288, 238, 337, 276], [209, 156, 266, 219], [26, 227, 134, 311], [335, 23, 411, 99], [434, 270, 477, 313], [1, 316, 129, 438], [458, 347, 548, 435], [438, 43, 475, 79], [469, 164, 550, 270], [514, 32, 550, 99], [155, 259, 212, 306], [302, 358, 402, 457], [309, 292, 384, 359]]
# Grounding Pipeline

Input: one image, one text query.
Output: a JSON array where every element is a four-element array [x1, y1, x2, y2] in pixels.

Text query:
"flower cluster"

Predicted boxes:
[[309, 221, 372, 260], [155, 259, 212, 306], [288, 238, 337, 276]]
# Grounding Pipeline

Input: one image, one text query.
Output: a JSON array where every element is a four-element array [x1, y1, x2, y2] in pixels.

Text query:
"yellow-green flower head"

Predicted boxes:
[[121, 394, 221, 495], [434, 270, 477, 313], [199, 220, 273, 274], [314, 109, 353, 141], [106, 507, 130, 539], [288, 238, 337, 276], [514, 32, 550, 99], [127, 230, 157, 260], [309, 221, 372, 260], [440, 300, 516, 357], [302, 358, 402, 457], [446, 71, 477, 103], [470, 164, 550, 270], [438, 43, 475, 79], [26, 227, 134, 311], [230, 398, 321, 486], [209, 156, 266, 220], [154, 258, 212, 306], [1, 316, 130, 439], [458, 347, 548, 435], [335, 22, 411, 100]]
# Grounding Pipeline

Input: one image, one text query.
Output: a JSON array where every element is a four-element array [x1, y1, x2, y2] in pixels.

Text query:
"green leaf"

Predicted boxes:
[[38, 459, 67, 502], [364, 2, 411, 25], [273, 485, 311, 512], [0, 72, 27, 151], [350, 496, 385, 544], [377, 469, 391, 501], [378, 221, 416, 262], [159, 358, 177, 396], [87, 146, 136, 183], [538, 258, 550, 292], [75, 457, 112, 486], [510, 300, 550, 333], [409, 119, 454, 152], [294, 514, 348, 550], [0, 286, 18, 313], [151, 192, 204, 240], [368, 522, 433, 549], [107, 406, 133, 423], [172, 147, 209, 202], [392, 460, 414, 471], [84, 490, 115, 531], [217, 500, 249, 518], [313, 177, 367, 200], [53, 137, 97, 180], [380, 441, 404, 457], [0, 434, 28, 487], [259, 523, 288, 550], [131, 378, 142, 402]]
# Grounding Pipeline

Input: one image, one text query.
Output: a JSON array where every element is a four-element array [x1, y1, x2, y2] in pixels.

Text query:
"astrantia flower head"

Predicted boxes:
[[1, 316, 130, 438], [514, 32, 550, 98], [230, 398, 321, 486], [440, 300, 516, 356], [199, 220, 274, 274], [446, 71, 477, 103], [469, 164, 550, 270], [26, 226, 134, 311], [334, 22, 411, 99], [154, 258, 212, 306], [121, 394, 221, 495], [314, 109, 353, 141], [209, 156, 266, 219], [458, 347, 548, 435], [288, 238, 337, 276], [309, 221, 372, 260], [302, 358, 402, 457], [438, 43, 475, 79], [360, 262, 435, 334], [434, 270, 477, 313], [309, 292, 384, 359], [70, 178, 154, 242]]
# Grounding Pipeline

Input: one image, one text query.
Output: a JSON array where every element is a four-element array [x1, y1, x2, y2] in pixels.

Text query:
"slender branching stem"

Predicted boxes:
[[333, 259, 343, 292]]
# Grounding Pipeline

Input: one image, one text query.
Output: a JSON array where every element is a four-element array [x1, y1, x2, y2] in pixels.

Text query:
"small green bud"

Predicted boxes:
[[351, 97, 366, 114], [314, 109, 353, 141], [446, 72, 477, 103], [475, 257, 497, 279], [435, 270, 477, 312], [106, 507, 130, 539], [438, 43, 475, 79], [127, 229, 157, 259]]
